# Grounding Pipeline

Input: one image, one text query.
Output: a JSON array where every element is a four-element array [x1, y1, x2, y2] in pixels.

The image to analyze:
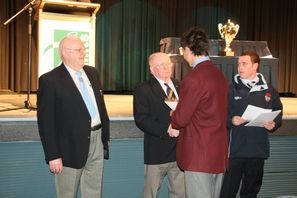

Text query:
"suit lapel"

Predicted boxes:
[[60, 64, 82, 99], [149, 76, 180, 99], [172, 78, 179, 95], [60, 64, 90, 115], [83, 66, 104, 115], [149, 76, 168, 101]]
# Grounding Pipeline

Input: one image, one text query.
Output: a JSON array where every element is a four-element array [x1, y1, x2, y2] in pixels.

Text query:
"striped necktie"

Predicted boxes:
[[164, 83, 176, 100], [76, 71, 96, 118]]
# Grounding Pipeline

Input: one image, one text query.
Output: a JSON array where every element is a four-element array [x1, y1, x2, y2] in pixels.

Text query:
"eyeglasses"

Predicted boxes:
[[154, 62, 172, 68], [66, 47, 86, 53]]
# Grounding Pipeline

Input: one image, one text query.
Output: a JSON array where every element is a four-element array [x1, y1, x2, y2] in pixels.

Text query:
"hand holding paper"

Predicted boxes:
[[242, 105, 281, 127], [232, 116, 246, 126], [244, 110, 281, 127], [241, 105, 272, 121], [263, 120, 276, 130]]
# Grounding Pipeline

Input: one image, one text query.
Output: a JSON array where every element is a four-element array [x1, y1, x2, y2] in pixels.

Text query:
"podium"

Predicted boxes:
[[37, 0, 100, 77], [160, 38, 278, 88]]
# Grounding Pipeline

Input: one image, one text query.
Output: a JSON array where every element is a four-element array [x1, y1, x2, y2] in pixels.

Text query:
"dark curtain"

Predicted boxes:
[[0, 0, 38, 92], [1, 0, 296, 94], [253, 0, 297, 94]]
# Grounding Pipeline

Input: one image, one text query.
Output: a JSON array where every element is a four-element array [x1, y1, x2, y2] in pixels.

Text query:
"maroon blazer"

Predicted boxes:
[[171, 60, 228, 173]]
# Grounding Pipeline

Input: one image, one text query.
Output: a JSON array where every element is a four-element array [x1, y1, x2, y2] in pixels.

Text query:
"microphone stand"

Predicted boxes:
[[1, 0, 37, 112]]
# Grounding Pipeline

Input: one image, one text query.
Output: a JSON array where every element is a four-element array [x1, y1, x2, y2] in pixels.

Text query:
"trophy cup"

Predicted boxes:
[[218, 19, 240, 56]]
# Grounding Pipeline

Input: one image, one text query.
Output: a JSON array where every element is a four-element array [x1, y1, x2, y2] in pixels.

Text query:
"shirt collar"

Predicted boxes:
[[154, 76, 172, 86], [64, 64, 84, 76], [234, 73, 268, 92], [241, 76, 259, 88], [192, 56, 210, 68]]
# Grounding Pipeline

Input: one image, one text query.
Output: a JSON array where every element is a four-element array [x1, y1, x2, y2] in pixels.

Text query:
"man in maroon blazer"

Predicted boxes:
[[169, 27, 228, 198]]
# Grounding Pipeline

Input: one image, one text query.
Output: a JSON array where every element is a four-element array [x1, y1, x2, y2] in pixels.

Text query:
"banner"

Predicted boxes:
[[38, 12, 95, 77]]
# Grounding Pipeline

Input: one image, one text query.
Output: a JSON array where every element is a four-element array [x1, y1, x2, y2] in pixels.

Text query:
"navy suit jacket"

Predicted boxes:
[[37, 64, 110, 169], [134, 76, 179, 164]]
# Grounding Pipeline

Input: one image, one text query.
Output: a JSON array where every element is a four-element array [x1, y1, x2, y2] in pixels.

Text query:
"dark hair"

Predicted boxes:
[[180, 27, 209, 56], [241, 51, 260, 65]]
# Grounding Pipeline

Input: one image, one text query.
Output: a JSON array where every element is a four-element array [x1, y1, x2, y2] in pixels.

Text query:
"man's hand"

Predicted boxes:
[[167, 124, 180, 137], [49, 158, 63, 175], [232, 116, 246, 126], [264, 120, 275, 131]]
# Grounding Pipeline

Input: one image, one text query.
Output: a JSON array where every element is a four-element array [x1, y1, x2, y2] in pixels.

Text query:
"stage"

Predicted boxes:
[[0, 93, 297, 140], [1, 93, 297, 197], [1, 93, 297, 118], [0, 93, 140, 140], [0, 93, 133, 119]]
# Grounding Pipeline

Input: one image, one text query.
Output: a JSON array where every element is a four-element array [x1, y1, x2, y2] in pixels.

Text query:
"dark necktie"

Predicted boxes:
[[164, 83, 177, 100]]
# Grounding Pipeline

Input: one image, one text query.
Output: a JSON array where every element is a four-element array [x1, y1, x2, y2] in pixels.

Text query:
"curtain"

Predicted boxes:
[[254, 0, 297, 94], [1, 0, 296, 94], [0, 0, 38, 92]]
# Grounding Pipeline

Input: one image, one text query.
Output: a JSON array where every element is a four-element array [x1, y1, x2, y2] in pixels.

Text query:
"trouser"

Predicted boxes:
[[220, 158, 265, 198], [185, 171, 224, 198], [143, 161, 185, 198], [55, 129, 104, 198]]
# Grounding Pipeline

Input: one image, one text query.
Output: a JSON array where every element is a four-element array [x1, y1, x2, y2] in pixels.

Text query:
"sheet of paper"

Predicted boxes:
[[245, 110, 281, 127], [165, 101, 178, 110], [241, 105, 272, 121]]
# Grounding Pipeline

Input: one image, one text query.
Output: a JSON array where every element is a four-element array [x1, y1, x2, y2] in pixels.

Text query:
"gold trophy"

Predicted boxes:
[[218, 19, 239, 56]]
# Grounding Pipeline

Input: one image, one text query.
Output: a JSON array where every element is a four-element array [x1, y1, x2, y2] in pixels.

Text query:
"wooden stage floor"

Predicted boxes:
[[0, 93, 297, 119], [0, 93, 133, 119]]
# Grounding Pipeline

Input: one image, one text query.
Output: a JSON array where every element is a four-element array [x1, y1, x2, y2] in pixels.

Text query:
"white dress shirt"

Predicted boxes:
[[65, 65, 101, 127], [155, 77, 179, 100]]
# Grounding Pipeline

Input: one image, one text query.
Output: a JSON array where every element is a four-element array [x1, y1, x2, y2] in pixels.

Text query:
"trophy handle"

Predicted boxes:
[[218, 23, 224, 39]]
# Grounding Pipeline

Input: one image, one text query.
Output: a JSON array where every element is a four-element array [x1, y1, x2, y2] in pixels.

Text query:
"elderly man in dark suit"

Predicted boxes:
[[134, 52, 185, 198], [169, 27, 228, 198], [37, 35, 109, 198]]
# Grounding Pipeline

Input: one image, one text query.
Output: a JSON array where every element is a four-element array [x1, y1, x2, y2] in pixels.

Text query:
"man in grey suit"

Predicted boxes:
[[37, 35, 109, 198], [134, 52, 185, 198]]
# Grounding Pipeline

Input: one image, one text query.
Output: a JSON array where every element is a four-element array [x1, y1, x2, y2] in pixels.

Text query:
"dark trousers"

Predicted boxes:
[[220, 158, 265, 198]]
